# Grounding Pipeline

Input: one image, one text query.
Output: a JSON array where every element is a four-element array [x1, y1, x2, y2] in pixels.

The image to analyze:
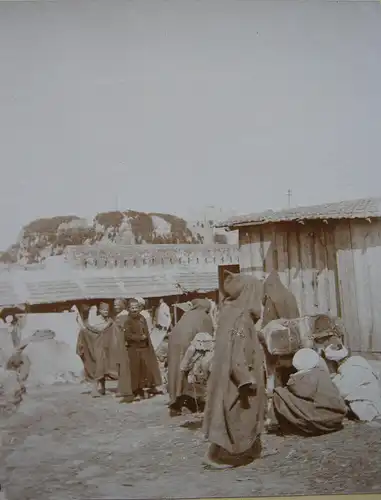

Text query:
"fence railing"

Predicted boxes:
[[63, 244, 239, 269], [0, 245, 240, 273], [71, 252, 240, 269]]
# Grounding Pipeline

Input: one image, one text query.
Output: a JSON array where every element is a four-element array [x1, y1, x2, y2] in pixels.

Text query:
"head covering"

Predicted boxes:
[[192, 331, 215, 351], [324, 344, 349, 362], [223, 272, 263, 320], [191, 298, 211, 313], [292, 348, 320, 372], [262, 270, 300, 326], [134, 296, 146, 307], [114, 298, 127, 308]]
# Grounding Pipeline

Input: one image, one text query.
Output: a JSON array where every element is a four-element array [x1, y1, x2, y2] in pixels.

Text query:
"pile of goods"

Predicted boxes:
[[259, 314, 346, 357]]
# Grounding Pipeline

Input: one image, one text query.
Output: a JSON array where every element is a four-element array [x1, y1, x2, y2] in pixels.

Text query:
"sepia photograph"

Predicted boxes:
[[0, 0, 381, 499]]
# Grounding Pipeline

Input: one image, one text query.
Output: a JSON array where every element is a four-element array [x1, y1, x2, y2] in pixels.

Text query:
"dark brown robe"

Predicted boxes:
[[262, 270, 300, 327], [167, 298, 214, 409], [203, 273, 266, 457], [114, 313, 133, 397], [124, 314, 162, 393], [76, 321, 120, 381], [273, 366, 347, 435]]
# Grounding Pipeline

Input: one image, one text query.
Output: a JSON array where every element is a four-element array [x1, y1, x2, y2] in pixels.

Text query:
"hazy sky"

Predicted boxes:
[[0, 0, 380, 249]]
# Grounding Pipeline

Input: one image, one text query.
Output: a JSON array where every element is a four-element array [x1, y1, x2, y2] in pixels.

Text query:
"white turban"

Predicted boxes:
[[134, 296, 146, 307], [292, 348, 320, 372], [324, 344, 349, 362]]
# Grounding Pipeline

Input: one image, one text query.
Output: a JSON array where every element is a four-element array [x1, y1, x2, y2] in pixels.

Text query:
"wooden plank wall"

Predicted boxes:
[[335, 219, 381, 353], [239, 222, 338, 318], [239, 219, 381, 353]]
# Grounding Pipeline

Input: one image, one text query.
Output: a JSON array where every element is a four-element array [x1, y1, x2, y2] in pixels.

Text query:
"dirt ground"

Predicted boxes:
[[1, 382, 381, 500]]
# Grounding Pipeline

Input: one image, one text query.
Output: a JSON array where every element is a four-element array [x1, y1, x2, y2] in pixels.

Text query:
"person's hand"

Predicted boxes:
[[237, 383, 257, 410], [239, 382, 257, 398]]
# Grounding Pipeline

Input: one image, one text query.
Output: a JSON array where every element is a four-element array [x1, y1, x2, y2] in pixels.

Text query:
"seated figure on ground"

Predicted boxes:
[[269, 348, 347, 436], [324, 344, 381, 424]]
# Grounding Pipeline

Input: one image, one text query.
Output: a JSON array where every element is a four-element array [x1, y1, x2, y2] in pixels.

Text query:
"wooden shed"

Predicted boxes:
[[217, 197, 381, 354]]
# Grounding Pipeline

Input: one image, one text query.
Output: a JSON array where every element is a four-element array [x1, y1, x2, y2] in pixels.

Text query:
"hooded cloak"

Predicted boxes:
[[168, 298, 213, 408], [203, 272, 266, 456], [262, 270, 300, 327], [76, 321, 121, 381]]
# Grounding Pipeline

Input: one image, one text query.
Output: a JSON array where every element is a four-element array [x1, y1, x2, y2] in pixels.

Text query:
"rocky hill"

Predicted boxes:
[[0, 210, 234, 265]]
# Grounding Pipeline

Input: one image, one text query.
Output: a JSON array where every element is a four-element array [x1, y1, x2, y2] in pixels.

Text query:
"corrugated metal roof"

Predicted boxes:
[[24, 280, 85, 304], [216, 197, 381, 229], [0, 267, 219, 307], [0, 279, 24, 308]]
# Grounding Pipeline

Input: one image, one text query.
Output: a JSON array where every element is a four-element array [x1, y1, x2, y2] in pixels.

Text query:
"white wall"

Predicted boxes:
[[20, 312, 80, 352]]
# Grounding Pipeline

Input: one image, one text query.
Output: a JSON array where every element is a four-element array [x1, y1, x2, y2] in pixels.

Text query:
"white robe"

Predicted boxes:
[[150, 303, 171, 351], [154, 302, 171, 330], [141, 309, 153, 333], [207, 299, 218, 333], [332, 356, 381, 422]]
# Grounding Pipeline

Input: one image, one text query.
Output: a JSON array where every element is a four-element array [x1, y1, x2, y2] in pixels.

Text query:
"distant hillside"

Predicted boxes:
[[0, 209, 236, 265]]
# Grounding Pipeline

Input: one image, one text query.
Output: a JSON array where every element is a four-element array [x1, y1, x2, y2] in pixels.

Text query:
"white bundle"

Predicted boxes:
[[23, 339, 83, 387]]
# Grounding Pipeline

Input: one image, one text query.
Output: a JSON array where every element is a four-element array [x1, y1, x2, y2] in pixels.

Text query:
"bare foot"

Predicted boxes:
[[147, 387, 162, 395], [202, 452, 234, 470], [119, 395, 134, 404], [98, 379, 106, 395], [91, 387, 102, 398], [181, 407, 193, 415], [169, 408, 182, 417]]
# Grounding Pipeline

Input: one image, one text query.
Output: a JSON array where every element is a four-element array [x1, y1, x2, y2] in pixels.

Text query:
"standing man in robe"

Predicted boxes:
[[6, 314, 24, 349], [113, 299, 134, 403], [124, 299, 162, 400], [203, 272, 266, 469], [76, 301, 120, 398], [150, 298, 172, 353], [135, 297, 153, 334], [155, 298, 171, 333]]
